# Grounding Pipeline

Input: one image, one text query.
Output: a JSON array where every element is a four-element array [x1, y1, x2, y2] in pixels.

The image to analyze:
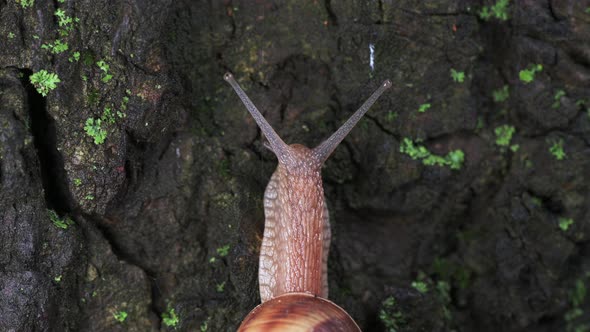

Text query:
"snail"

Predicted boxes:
[[224, 72, 391, 331]]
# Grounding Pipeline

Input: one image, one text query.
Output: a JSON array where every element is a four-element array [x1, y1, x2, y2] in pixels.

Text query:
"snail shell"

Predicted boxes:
[[238, 292, 361, 332]]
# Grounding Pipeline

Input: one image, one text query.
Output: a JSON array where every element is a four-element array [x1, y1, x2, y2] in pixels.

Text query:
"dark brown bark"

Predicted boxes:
[[1, 0, 589, 331]]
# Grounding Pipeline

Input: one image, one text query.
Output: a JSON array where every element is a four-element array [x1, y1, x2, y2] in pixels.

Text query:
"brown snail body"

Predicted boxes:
[[224, 73, 391, 331]]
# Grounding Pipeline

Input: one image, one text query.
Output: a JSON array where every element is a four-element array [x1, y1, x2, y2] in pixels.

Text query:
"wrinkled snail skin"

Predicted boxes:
[[258, 145, 329, 301], [224, 73, 391, 332]]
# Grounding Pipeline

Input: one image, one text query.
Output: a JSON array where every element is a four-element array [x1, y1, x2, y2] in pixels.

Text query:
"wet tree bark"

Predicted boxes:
[[1, 0, 589, 331]]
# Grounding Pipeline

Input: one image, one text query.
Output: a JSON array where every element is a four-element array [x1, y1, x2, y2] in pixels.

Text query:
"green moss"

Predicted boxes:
[[162, 305, 180, 327], [436, 280, 453, 322], [82, 52, 95, 66], [479, 0, 510, 21], [212, 192, 235, 208], [379, 296, 405, 332], [216, 245, 230, 257], [552, 89, 566, 109], [30, 70, 61, 96], [16, 0, 34, 9], [84, 118, 107, 145], [41, 39, 69, 54], [102, 106, 116, 124], [450, 69, 465, 83], [565, 276, 589, 331], [400, 138, 430, 159], [96, 60, 113, 83], [549, 138, 566, 160], [54, 8, 78, 36], [558, 217, 574, 231], [446, 150, 465, 170], [69, 51, 80, 62], [571, 279, 586, 307], [215, 281, 226, 293], [400, 138, 465, 170], [476, 116, 485, 131], [217, 158, 231, 179], [386, 111, 398, 122], [423, 154, 448, 167], [113, 311, 128, 323], [48, 209, 73, 229], [200, 318, 209, 332], [564, 308, 583, 322], [418, 103, 432, 113], [82, 103, 126, 145], [120, 90, 131, 112], [519, 64, 543, 83], [87, 89, 100, 106], [494, 124, 515, 147], [493, 85, 509, 102], [411, 281, 428, 294]]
